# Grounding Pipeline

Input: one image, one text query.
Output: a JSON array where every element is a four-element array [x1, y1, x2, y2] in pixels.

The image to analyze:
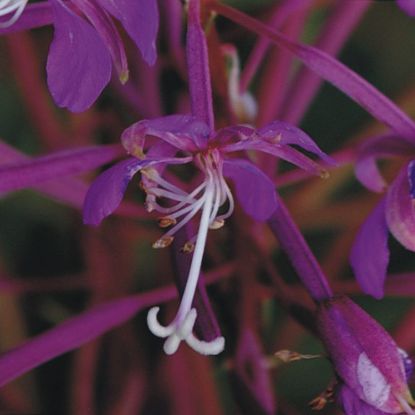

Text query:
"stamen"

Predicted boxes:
[[145, 181, 207, 215], [0, 0, 27, 28], [152, 236, 174, 249], [158, 217, 177, 228], [160, 194, 207, 239], [150, 187, 196, 202], [181, 241, 195, 253], [209, 219, 224, 230], [215, 180, 235, 222], [142, 168, 189, 196], [396, 394, 415, 415]]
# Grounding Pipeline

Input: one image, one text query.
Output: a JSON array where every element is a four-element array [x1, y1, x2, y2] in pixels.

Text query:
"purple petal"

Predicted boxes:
[[186, 0, 214, 129], [0, 288, 175, 387], [350, 198, 389, 299], [0, 141, 144, 217], [355, 134, 415, 192], [122, 115, 211, 153], [214, 4, 415, 141], [83, 157, 145, 226], [339, 384, 390, 415], [258, 121, 335, 165], [213, 124, 256, 146], [0, 144, 123, 193], [95, 0, 158, 65], [224, 139, 327, 177], [385, 165, 415, 251], [72, 0, 128, 81], [408, 160, 415, 198], [223, 159, 277, 221], [397, 0, 415, 17], [0, 2, 52, 34], [46, 0, 112, 112], [83, 155, 192, 225]]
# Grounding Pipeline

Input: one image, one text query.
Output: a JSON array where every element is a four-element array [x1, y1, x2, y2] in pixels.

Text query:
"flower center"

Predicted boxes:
[[0, 0, 28, 28], [144, 149, 233, 354]]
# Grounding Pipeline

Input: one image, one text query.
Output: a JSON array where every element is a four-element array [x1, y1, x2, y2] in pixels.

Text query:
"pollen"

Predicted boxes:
[[152, 236, 174, 249], [181, 242, 195, 253], [158, 217, 177, 228]]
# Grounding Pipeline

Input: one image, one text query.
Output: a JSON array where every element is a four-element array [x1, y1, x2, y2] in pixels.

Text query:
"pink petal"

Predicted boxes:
[[350, 198, 389, 299], [223, 158, 277, 221], [0, 144, 123, 193], [385, 164, 415, 251], [355, 134, 415, 192], [96, 0, 159, 65], [46, 0, 112, 112]]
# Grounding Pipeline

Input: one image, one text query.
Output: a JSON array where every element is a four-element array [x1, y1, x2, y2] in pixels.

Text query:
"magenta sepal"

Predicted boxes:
[[0, 287, 176, 387], [0, 144, 124, 193]]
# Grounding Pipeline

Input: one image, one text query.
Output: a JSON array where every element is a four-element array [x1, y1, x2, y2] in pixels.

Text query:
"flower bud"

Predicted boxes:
[[316, 296, 414, 414]]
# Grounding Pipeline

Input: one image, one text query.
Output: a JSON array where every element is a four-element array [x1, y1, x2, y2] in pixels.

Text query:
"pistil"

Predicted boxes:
[[0, 0, 28, 27], [145, 151, 229, 354]]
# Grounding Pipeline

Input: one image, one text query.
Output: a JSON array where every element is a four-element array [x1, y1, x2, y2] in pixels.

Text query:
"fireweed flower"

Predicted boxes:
[[317, 296, 415, 414], [81, 0, 332, 355], [0, 0, 158, 112], [350, 134, 415, 299], [82, 114, 330, 355]]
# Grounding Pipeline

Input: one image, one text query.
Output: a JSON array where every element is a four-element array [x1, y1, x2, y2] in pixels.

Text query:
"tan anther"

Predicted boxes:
[[309, 395, 327, 411], [209, 219, 225, 230], [152, 236, 174, 249], [141, 168, 157, 180], [144, 201, 155, 212], [274, 350, 321, 363], [158, 217, 177, 228], [319, 168, 330, 180], [309, 381, 336, 411], [129, 144, 145, 159], [269, 133, 282, 144], [181, 242, 195, 253]]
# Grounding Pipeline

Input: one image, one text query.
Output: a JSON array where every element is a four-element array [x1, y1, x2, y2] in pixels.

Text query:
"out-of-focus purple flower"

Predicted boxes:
[[82, 114, 331, 355], [1, 0, 158, 112], [397, 0, 415, 17], [350, 134, 415, 299], [317, 296, 415, 414]]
